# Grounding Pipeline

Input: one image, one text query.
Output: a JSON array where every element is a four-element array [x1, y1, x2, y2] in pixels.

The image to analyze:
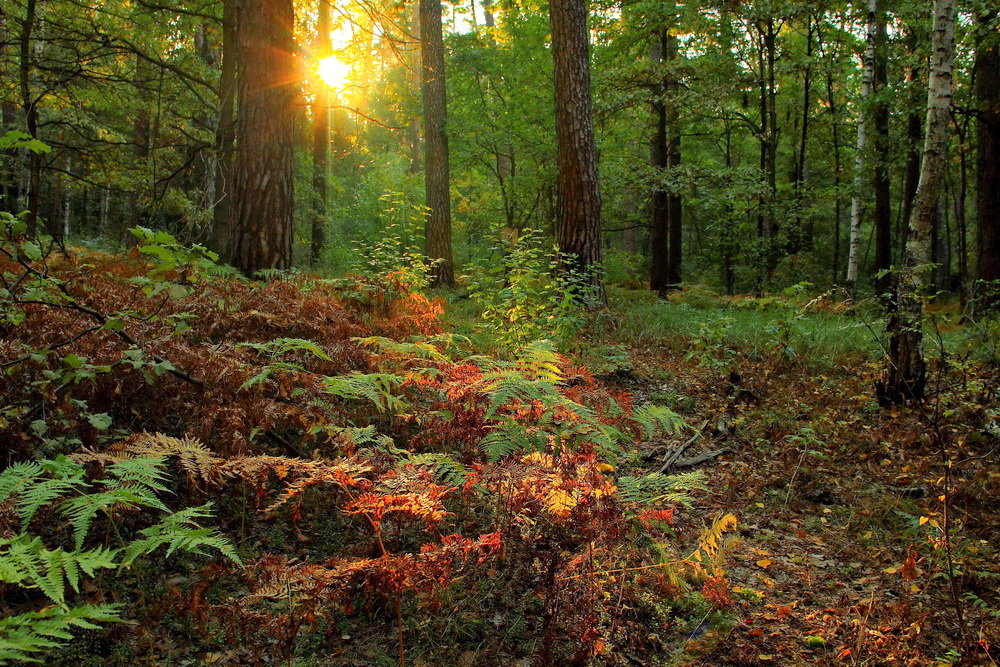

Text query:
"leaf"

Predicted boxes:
[[87, 414, 113, 431], [756, 559, 772, 569]]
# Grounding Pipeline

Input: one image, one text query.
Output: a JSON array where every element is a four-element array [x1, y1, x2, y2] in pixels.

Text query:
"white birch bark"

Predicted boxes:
[[846, 0, 877, 287]]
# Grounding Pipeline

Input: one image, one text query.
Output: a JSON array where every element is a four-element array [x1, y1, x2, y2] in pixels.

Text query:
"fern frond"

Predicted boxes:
[[407, 453, 468, 486], [4, 457, 86, 526], [353, 336, 449, 362], [514, 340, 564, 382], [237, 337, 332, 360], [0, 461, 44, 505], [630, 405, 688, 441], [322, 372, 406, 413], [0, 603, 123, 664], [617, 471, 707, 509], [0, 535, 118, 605], [120, 502, 241, 566], [480, 421, 544, 462]]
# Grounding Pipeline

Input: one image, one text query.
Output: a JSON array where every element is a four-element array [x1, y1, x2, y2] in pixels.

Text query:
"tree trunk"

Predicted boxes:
[[311, 0, 332, 266], [789, 13, 813, 255], [19, 0, 42, 237], [974, 10, 1000, 311], [550, 0, 605, 306], [420, 0, 455, 287], [872, 4, 891, 294], [900, 64, 922, 267], [878, 0, 955, 405], [210, 0, 238, 261], [846, 0, 877, 291], [230, 0, 296, 276]]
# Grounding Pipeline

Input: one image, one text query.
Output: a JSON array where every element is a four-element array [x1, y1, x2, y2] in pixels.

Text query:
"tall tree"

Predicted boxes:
[[974, 9, 999, 310], [210, 0, 238, 260], [420, 0, 455, 287], [230, 0, 296, 275], [872, 2, 892, 294], [846, 0, 877, 291], [649, 27, 682, 295], [311, 0, 332, 265], [878, 0, 955, 404], [550, 0, 605, 306]]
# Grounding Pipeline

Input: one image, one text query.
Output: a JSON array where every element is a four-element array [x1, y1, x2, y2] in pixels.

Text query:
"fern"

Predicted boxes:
[[480, 421, 545, 462], [322, 372, 406, 413], [0, 536, 118, 605], [237, 337, 332, 361], [0, 456, 86, 526], [353, 336, 449, 362], [0, 603, 123, 664], [617, 471, 708, 509], [630, 404, 688, 441], [407, 453, 469, 486], [121, 502, 242, 566], [513, 340, 564, 382]]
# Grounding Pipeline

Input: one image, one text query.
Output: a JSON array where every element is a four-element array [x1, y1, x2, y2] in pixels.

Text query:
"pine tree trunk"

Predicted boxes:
[[420, 0, 455, 287], [210, 0, 238, 261], [311, 0, 332, 266], [974, 10, 1000, 311], [230, 0, 296, 276], [847, 0, 877, 290], [877, 0, 955, 405], [550, 0, 605, 306]]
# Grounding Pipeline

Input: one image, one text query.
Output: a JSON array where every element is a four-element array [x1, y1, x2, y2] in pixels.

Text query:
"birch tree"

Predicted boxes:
[[877, 0, 955, 404]]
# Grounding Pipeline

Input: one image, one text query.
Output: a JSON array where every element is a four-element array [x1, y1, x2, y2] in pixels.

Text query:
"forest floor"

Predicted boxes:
[[1, 239, 997, 666], [548, 288, 1000, 665]]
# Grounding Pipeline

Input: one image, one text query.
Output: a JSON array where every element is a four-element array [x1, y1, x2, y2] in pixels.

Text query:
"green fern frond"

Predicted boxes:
[[0, 603, 124, 664], [514, 340, 564, 382], [3, 456, 87, 526], [407, 453, 469, 486], [617, 471, 707, 509], [237, 337, 332, 360], [0, 535, 118, 606], [353, 336, 449, 362], [120, 502, 242, 566], [630, 405, 688, 441], [480, 421, 544, 462], [322, 372, 406, 413]]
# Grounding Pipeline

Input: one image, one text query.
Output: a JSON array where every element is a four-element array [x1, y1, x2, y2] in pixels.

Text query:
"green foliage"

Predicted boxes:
[[322, 372, 407, 413], [0, 455, 239, 663], [467, 229, 586, 352], [0, 604, 123, 664], [617, 471, 708, 510]]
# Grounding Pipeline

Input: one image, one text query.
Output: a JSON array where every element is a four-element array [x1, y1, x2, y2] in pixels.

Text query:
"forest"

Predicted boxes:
[[0, 0, 998, 663]]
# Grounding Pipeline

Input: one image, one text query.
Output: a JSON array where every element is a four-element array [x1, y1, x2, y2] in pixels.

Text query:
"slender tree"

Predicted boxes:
[[872, 3, 892, 294], [974, 9, 999, 310], [230, 0, 296, 275], [878, 0, 955, 404], [311, 0, 332, 265], [550, 0, 605, 306], [847, 0, 877, 290], [420, 0, 455, 287], [650, 27, 682, 295]]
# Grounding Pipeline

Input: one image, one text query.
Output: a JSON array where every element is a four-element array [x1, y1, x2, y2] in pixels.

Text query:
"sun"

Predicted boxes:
[[316, 55, 350, 89]]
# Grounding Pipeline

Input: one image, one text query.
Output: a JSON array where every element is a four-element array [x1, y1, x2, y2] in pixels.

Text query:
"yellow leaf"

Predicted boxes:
[[919, 516, 929, 526], [883, 566, 898, 574], [909, 584, 921, 593], [756, 559, 772, 568]]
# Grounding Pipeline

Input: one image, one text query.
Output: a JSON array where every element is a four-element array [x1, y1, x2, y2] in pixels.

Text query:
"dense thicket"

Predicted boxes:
[[1, 0, 996, 302]]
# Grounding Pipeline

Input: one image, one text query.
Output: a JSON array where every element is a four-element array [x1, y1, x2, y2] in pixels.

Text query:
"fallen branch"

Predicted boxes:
[[658, 420, 710, 473], [672, 447, 734, 468]]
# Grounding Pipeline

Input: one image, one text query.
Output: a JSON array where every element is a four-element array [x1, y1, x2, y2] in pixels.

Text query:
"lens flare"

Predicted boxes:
[[316, 55, 350, 89]]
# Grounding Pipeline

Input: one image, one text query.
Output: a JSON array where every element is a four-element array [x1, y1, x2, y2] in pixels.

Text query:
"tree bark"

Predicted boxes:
[[649, 29, 682, 295], [550, 0, 605, 306], [310, 0, 332, 266], [420, 0, 455, 287], [878, 0, 955, 405], [974, 10, 1000, 311], [210, 0, 238, 261], [230, 0, 296, 276], [846, 0, 877, 291], [872, 4, 891, 294]]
